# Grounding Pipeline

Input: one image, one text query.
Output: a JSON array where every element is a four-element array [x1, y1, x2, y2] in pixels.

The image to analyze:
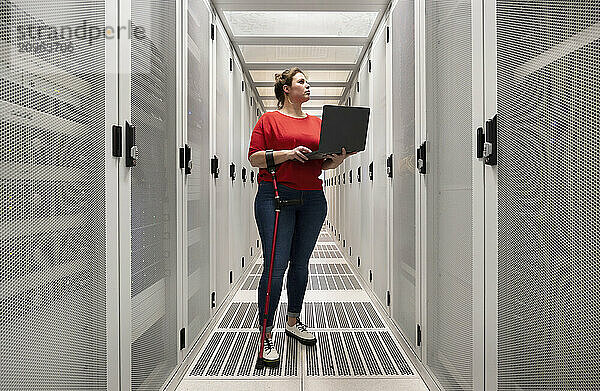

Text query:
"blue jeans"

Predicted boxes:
[[254, 181, 327, 333]]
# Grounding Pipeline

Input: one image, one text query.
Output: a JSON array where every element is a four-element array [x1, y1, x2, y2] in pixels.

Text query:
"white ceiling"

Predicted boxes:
[[211, 0, 391, 116]]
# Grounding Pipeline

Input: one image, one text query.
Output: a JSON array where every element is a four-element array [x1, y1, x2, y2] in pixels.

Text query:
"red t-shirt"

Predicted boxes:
[[248, 110, 324, 190]]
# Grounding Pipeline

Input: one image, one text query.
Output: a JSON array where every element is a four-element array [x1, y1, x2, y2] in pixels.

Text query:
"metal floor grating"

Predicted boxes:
[[249, 262, 352, 275], [190, 331, 299, 377], [216, 301, 386, 330], [317, 232, 334, 242], [241, 273, 362, 290], [184, 228, 417, 382], [188, 330, 413, 378], [242, 264, 361, 291]]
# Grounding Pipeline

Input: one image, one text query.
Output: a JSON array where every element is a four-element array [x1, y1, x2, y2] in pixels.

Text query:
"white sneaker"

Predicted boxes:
[[261, 336, 280, 367], [285, 319, 317, 346]]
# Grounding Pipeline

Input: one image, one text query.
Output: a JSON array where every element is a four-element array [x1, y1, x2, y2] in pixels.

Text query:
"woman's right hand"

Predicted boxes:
[[288, 146, 312, 163]]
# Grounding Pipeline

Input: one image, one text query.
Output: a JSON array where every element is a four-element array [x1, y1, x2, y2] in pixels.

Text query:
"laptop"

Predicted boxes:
[[306, 105, 371, 160]]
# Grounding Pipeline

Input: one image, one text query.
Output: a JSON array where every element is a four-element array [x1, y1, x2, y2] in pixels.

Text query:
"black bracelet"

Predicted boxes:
[[265, 149, 275, 170]]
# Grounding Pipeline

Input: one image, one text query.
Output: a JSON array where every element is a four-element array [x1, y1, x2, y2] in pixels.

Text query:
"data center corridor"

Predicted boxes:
[[3, 0, 599, 390], [175, 227, 428, 391]]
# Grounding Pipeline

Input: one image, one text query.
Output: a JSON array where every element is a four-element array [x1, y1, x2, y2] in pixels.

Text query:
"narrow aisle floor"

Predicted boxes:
[[176, 229, 428, 391]]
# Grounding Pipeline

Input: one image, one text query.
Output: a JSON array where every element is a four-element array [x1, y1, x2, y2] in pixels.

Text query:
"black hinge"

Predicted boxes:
[[357, 166, 362, 182], [241, 256, 245, 268], [484, 114, 497, 166], [343, 239, 346, 247], [229, 270, 233, 284], [358, 257, 361, 267], [250, 247, 253, 256], [386, 26, 390, 43], [387, 291, 390, 306], [356, 81, 360, 92], [369, 161, 374, 181], [343, 172, 345, 184], [386, 154, 393, 178], [417, 324, 422, 346], [256, 108, 260, 117], [349, 246, 352, 256], [250, 96, 254, 106], [347, 97, 351, 106], [211, 292, 216, 308], [368, 59, 372, 72], [125, 121, 137, 167], [417, 141, 427, 174], [349, 169, 353, 183], [241, 166, 247, 182], [112, 125, 122, 157], [229, 162, 236, 181], [180, 144, 192, 174], [369, 270, 373, 282], [476, 127, 485, 158], [250, 170, 255, 183], [211, 24, 214, 40], [257, 239, 259, 248], [242, 80, 245, 91], [179, 328, 186, 350], [211, 155, 219, 178], [229, 58, 233, 72]]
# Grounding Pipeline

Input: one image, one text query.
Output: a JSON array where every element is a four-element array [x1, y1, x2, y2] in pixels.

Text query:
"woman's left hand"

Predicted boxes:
[[324, 147, 356, 169]]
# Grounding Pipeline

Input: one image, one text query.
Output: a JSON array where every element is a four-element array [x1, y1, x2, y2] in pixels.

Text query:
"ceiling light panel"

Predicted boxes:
[[257, 86, 345, 97], [224, 11, 378, 37], [250, 70, 351, 82], [240, 45, 362, 63]]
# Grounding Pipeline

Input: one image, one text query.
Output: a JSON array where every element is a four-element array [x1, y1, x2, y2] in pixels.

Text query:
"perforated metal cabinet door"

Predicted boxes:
[[495, 2, 600, 389], [240, 84, 250, 269], [248, 95, 256, 258], [128, 0, 180, 387], [229, 60, 242, 286], [333, 167, 340, 234], [186, 0, 211, 347], [424, 0, 475, 389], [371, 26, 389, 308], [340, 160, 346, 251], [358, 59, 373, 285], [0, 0, 115, 389], [348, 88, 359, 267], [215, 25, 231, 310], [390, 0, 418, 353]]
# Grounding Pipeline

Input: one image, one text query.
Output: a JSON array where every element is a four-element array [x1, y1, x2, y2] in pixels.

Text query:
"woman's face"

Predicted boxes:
[[284, 73, 311, 104]]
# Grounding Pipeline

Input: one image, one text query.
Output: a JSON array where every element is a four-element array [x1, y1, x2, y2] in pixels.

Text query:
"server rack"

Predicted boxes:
[[488, 1, 600, 390], [1, 0, 119, 389]]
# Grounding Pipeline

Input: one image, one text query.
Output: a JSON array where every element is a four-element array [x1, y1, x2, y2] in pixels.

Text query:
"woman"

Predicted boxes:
[[248, 68, 352, 367]]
